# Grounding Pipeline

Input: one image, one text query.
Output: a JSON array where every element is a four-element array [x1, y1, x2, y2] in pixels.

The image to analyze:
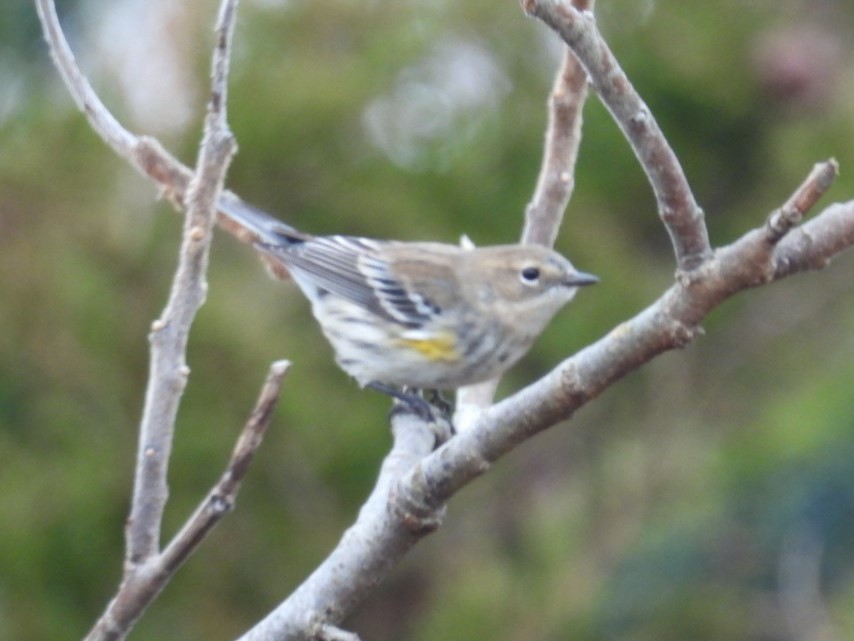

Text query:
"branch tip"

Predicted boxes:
[[767, 159, 840, 243]]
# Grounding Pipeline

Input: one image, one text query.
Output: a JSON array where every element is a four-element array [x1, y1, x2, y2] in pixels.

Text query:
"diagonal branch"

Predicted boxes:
[[159, 360, 289, 576], [36, 2, 854, 640], [84, 360, 288, 641], [233, 168, 854, 640], [766, 159, 838, 242], [34, 0, 282, 256], [237, 410, 444, 641], [522, 0, 712, 271], [34, 0, 135, 155], [410, 191, 850, 510]]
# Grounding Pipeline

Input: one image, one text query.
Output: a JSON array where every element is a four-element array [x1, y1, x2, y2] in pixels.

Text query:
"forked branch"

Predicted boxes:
[[36, 2, 285, 640], [85, 360, 288, 641], [523, 0, 711, 270], [33, 1, 854, 641]]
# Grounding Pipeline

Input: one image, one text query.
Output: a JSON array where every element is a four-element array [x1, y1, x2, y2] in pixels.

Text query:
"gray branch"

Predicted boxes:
[[33, 0, 854, 640], [126, 0, 238, 566], [84, 361, 287, 641], [34, 1, 283, 640], [457, 0, 596, 421], [523, 0, 711, 270], [237, 411, 445, 641]]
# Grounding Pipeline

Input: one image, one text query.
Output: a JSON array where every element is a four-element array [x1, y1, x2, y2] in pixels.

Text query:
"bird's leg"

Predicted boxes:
[[367, 382, 436, 421], [424, 389, 453, 423], [367, 382, 454, 444]]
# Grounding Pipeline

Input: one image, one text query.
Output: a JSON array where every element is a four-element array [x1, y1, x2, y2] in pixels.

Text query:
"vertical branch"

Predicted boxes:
[[521, 47, 587, 247], [522, 0, 595, 246], [125, 0, 239, 564], [456, 0, 594, 426]]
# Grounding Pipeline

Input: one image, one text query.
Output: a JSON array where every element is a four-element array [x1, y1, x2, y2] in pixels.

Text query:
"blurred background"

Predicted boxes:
[[1, 0, 853, 639]]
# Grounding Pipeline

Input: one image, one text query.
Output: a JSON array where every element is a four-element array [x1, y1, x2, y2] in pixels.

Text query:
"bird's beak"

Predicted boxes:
[[568, 271, 599, 287]]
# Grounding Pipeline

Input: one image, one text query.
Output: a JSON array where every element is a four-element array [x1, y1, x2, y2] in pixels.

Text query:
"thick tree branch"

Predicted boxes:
[[233, 176, 854, 640], [36, 1, 854, 640], [237, 411, 446, 641], [403, 201, 853, 510], [522, 0, 712, 271]]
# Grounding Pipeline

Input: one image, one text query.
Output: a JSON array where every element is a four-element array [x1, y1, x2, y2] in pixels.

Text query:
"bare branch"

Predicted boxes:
[[159, 360, 288, 574], [522, 46, 589, 246], [237, 410, 445, 641], [126, 0, 239, 566], [34, 0, 279, 255], [84, 360, 288, 641], [774, 200, 854, 278], [522, 44, 590, 246], [457, 0, 595, 423], [34, 0, 135, 155], [766, 159, 838, 242], [522, 0, 712, 270]]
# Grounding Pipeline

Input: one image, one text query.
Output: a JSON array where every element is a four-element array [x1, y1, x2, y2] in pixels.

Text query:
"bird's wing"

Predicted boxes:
[[269, 235, 436, 328]]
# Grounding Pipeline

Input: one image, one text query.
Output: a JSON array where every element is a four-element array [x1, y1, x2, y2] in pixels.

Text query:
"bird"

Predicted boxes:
[[217, 195, 597, 411]]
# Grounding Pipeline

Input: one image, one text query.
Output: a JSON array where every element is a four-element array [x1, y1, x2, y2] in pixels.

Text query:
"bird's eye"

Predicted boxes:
[[520, 265, 541, 285]]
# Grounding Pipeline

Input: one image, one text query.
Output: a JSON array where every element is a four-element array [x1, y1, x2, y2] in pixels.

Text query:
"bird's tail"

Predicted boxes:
[[216, 192, 308, 280]]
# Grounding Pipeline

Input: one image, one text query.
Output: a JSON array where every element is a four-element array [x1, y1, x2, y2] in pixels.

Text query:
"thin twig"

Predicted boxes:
[[522, 0, 712, 270], [84, 360, 288, 641], [522, 44, 590, 247], [159, 360, 289, 574], [33, 0, 286, 257], [766, 159, 838, 242], [34, 0, 135, 155]]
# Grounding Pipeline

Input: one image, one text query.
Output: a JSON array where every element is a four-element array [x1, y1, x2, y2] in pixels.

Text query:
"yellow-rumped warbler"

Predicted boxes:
[[220, 196, 597, 394]]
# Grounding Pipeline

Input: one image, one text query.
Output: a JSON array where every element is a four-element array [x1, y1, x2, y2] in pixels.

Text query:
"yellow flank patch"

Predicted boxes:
[[398, 333, 460, 361]]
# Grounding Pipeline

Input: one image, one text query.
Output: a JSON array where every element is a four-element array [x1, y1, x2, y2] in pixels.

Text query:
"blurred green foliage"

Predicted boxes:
[[1, 0, 853, 640]]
